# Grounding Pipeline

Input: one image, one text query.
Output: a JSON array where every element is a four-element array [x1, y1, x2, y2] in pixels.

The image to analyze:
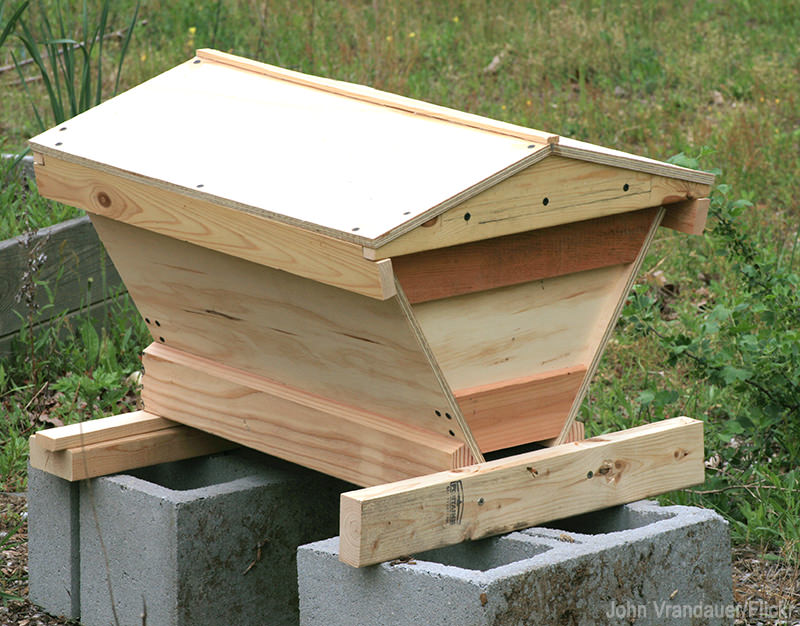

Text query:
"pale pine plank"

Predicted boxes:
[[454, 366, 586, 452], [142, 344, 473, 487], [34, 411, 173, 451], [661, 198, 710, 236], [29, 423, 235, 481], [34, 155, 394, 299], [339, 417, 704, 567]]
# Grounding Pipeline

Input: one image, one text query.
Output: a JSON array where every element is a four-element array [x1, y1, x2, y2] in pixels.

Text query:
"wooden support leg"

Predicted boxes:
[[339, 417, 703, 567]]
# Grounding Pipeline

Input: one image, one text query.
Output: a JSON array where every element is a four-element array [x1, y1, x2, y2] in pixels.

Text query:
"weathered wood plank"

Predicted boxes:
[[393, 209, 657, 303], [0, 215, 122, 338], [29, 419, 235, 481], [454, 365, 586, 452], [33, 155, 395, 299], [34, 410, 172, 451], [142, 343, 474, 487], [339, 417, 704, 567]]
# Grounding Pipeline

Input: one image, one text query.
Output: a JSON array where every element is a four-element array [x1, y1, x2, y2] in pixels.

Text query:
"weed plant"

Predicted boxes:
[[0, 0, 798, 559]]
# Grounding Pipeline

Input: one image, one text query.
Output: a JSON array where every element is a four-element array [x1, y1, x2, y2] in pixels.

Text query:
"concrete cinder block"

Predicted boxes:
[[27, 464, 80, 619], [298, 501, 734, 626], [29, 449, 348, 625]]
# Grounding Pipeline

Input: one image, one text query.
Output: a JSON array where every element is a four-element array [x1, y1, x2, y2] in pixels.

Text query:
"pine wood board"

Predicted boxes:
[[29, 54, 539, 243], [393, 208, 657, 303], [366, 156, 681, 259], [142, 344, 474, 487], [661, 198, 710, 236], [33, 155, 394, 300], [552, 207, 666, 445], [412, 263, 631, 391], [89, 215, 479, 455], [339, 417, 705, 567], [33, 410, 173, 451], [29, 420, 235, 481], [454, 365, 587, 452]]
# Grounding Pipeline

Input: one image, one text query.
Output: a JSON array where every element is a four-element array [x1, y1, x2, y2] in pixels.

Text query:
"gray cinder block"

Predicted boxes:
[[27, 464, 81, 619], [297, 501, 734, 626], [28, 449, 348, 625]]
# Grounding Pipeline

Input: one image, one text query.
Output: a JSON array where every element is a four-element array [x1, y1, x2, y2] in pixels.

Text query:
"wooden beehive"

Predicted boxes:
[[29, 50, 712, 565]]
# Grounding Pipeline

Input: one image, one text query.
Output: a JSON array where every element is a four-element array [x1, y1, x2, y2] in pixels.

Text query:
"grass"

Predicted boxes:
[[0, 0, 798, 561]]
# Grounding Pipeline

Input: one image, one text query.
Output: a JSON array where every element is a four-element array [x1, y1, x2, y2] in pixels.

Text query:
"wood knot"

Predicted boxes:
[[421, 216, 439, 228], [674, 448, 690, 460], [96, 191, 112, 208]]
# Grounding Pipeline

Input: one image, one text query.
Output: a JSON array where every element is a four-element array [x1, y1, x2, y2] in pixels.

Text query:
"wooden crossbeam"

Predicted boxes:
[[29, 411, 235, 481], [661, 198, 710, 236], [339, 417, 704, 567]]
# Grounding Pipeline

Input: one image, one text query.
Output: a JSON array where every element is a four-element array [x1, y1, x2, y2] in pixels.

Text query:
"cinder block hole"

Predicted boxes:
[[129, 453, 256, 491], [543, 505, 676, 535], [414, 536, 551, 572]]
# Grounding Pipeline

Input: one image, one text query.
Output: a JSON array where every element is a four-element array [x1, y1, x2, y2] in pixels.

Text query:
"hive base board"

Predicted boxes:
[[339, 416, 704, 567]]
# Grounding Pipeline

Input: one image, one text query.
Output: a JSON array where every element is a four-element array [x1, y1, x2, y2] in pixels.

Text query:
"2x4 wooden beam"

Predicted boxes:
[[339, 417, 704, 567]]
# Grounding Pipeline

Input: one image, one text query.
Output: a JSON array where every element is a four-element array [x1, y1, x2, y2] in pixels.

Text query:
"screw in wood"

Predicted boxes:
[[542, 197, 549, 206], [623, 183, 630, 191], [463, 212, 471, 222], [478, 498, 485, 506], [586, 470, 594, 479]]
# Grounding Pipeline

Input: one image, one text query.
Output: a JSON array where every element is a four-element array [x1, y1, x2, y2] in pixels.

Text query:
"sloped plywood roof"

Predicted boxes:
[[30, 49, 713, 246]]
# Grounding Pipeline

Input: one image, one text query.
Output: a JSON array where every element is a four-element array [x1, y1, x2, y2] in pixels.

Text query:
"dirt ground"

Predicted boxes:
[[1, 493, 798, 625]]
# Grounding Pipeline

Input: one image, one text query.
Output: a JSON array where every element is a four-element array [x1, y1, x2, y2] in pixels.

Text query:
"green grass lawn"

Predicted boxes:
[[1, 0, 798, 562]]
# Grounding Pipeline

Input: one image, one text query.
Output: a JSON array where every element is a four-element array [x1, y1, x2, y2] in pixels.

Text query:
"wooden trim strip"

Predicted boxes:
[[33, 411, 173, 451], [339, 417, 704, 567], [454, 365, 587, 452], [29, 421, 236, 481], [393, 209, 658, 304], [661, 198, 710, 236]]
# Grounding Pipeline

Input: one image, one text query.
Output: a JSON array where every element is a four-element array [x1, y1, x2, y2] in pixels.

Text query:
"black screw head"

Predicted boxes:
[[623, 183, 630, 192], [464, 212, 471, 222], [542, 197, 549, 206]]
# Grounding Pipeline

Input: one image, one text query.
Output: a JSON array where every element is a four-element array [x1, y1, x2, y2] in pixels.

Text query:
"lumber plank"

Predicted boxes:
[[661, 198, 710, 236], [552, 207, 665, 445], [34, 410, 173, 451], [0, 215, 122, 337], [393, 208, 657, 303], [196, 49, 558, 146], [88, 215, 479, 455], [29, 421, 235, 481], [413, 263, 631, 391], [141, 344, 475, 487], [33, 155, 394, 300], [339, 417, 705, 567], [562, 420, 585, 443], [454, 365, 586, 452]]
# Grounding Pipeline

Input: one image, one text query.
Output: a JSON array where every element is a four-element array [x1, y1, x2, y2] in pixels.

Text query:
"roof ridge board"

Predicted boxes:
[[195, 48, 558, 147]]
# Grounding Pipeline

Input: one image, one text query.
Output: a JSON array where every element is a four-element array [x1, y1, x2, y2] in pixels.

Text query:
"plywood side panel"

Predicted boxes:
[[89, 215, 475, 449], [142, 345, 473, 487], [454, 365, 586, 452], [339, 417, 704, 566], [393, 208, 657, 303], [34, 155, 394, 299], [413, 264, 630, 391]]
